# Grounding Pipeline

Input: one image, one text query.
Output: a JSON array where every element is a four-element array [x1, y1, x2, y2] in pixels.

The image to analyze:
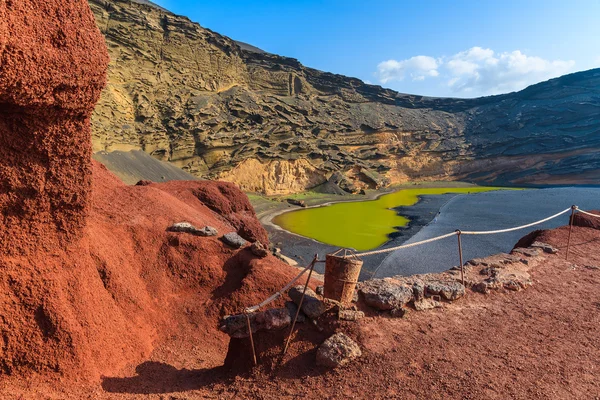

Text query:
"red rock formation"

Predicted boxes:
[[0, 0, 109, 256], [0, 0, 295, 381], [573, 210, 600, 230]]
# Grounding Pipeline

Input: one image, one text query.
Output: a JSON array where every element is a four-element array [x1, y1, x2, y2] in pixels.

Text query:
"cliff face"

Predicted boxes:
[[89, 0, 600, 193]]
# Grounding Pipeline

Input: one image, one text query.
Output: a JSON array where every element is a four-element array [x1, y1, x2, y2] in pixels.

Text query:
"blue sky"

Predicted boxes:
[[151, 0, 600, 98]]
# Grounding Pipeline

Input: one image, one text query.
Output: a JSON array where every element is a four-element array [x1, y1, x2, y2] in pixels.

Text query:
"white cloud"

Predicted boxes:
[[376, 56, 439, 84], [375, 47, 576, 96]]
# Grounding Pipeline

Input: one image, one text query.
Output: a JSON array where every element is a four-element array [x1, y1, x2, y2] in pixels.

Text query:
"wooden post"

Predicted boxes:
[[456, 230, 465, 286], [282, 254, 318, 355], [245, 312, 257, 366], [565, 205, 577, 261]]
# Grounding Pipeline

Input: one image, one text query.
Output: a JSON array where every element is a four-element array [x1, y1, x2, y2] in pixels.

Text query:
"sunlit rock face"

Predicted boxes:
[[89, 0, 600, 193]]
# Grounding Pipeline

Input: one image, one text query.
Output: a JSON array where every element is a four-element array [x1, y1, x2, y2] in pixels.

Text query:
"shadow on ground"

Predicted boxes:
[[101, 361, 227, 394]]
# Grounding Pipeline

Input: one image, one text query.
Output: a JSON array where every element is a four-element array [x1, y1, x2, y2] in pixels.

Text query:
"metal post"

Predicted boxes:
[[565, 205, 577, 261], [282, 254, 318, 355], [456, 230, 465, 286], [245, 312, 257, 366]]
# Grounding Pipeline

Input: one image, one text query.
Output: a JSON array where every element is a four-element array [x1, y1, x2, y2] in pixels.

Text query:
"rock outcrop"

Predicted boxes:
[[1, 0, 109, 256], [88, 0, 600, 193]]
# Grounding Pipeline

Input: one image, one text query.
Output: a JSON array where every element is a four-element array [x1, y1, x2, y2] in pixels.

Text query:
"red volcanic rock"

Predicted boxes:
[[573, 210, 600, 230], [0, 0, 109, 256], [0, 0, 295, 382]]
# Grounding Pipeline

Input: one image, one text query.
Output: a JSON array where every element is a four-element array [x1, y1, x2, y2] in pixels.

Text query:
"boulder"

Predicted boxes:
[[425, 281, 466, 301], [250, 241, 269, 258], [219, 308, 291, 338], [288, 286, 326, 319], [167, 222, 218, 237], [221, 232, 247, 248], [359, 279, 414, 310], [316, 333, 362, 368]]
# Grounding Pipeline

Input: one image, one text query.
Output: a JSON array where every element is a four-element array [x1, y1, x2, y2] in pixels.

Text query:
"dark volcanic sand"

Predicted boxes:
[[267, 193, 458, 280]]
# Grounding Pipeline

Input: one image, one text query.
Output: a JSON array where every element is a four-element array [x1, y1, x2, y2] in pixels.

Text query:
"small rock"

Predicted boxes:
[[530, 241, 559, 254], [250, 241, 268, 258], [135, 179, 153, 186], [358, 279, 414, 311], [338, 310, 364, 321], [315, 285, 324, 296], [425, 281, 466, 301], [288, 286, 326, 319], [316, 333, 362, 368], [168, 222, 218, 237], [503, 281, 522, 291], [585, 265, 599, 270], [390, 307, 407, 318], [413, 298, 442, 311], [286, 198, 307, 207], [221, 232, 247, 248]]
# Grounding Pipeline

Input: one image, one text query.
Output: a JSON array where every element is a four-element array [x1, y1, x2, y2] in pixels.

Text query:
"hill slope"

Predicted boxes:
[[89, 0, 600, 193]]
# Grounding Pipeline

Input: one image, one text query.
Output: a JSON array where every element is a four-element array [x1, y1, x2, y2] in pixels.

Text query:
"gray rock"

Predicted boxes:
[[338, 310, 364, 321], [219, 308, 291, 338], [167, 222, 218, 237], [511, 248, 541, 257], [285, 301, 306, 323], [413, 280, 425, 302], [530, 241, 559, 254], [288, 286, 326, 319], [425, 281, 466, 301], [250, 241, 268, 257], [359, 279, 414, 310], [221, 232, 247, 248], [316, 333, 362, 368], [585, 265, 600, 270]]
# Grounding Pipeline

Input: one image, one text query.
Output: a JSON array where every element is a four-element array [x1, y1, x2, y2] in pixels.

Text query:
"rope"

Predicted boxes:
[[244, 259, 314, 313], [244, 205, 588, 314], [460, 207, 572, 235], [357, 231, 458, 257], [577, 208, 600, 218]]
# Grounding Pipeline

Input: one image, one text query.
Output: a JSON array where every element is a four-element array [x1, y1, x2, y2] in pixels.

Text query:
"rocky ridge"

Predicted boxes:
[[89, 0, 600, 193]]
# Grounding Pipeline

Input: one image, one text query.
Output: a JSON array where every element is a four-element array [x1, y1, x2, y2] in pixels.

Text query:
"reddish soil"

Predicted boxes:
[[2, 224, 599, 399]]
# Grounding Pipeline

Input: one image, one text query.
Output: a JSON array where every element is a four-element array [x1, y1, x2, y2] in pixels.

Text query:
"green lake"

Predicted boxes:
[[273, 187, 506, 251]]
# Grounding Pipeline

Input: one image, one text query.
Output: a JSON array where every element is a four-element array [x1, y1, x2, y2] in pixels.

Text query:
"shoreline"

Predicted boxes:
[[257, 189, 463, 279]]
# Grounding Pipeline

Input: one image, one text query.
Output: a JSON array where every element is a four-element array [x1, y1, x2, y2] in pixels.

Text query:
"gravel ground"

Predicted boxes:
[[376, 187, 600, 277]]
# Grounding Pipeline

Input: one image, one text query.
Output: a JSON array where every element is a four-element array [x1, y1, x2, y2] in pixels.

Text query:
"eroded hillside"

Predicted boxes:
[[89, 0, 600, 193]]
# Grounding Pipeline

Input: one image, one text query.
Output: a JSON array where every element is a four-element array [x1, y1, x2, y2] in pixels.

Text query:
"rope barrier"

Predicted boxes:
[[244, 261, 313, 313], [577, 208, 600, 218], [460, 207, 572, 235], [356, 232, 458, 257], [244, 204, 591, 317]]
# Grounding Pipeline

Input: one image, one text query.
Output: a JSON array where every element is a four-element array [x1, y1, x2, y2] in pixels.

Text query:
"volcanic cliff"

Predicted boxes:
[[89, 0, 600, 193]]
